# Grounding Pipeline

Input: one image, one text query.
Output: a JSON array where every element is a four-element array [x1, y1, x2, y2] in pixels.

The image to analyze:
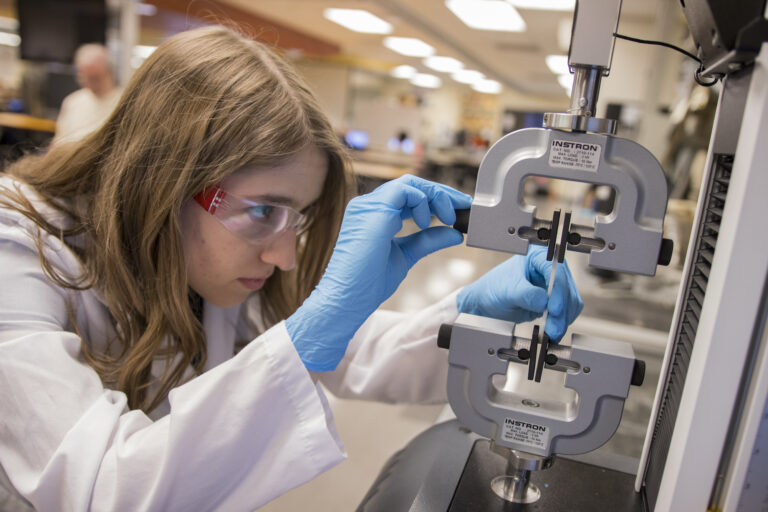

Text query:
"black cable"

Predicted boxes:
[[613, 32, 720, 87], [694, 67, 720, 87], [614, 33, 700, 63]]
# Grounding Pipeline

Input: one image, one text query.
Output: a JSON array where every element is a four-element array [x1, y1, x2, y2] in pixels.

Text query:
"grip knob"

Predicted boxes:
[[437, 323, 453, 349], [453, 209, 470, 234]]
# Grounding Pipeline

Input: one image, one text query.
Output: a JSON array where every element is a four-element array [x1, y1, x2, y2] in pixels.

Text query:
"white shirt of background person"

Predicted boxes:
[[53, 43, 122, 146]]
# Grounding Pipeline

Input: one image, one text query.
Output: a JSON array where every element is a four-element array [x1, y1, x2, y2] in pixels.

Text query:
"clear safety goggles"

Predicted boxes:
[[194, 185, 309, 242]]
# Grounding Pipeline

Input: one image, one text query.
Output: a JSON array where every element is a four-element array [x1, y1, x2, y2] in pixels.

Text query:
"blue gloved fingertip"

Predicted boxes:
[[544, 316, 566, 342], [548, 292, 564, 316]]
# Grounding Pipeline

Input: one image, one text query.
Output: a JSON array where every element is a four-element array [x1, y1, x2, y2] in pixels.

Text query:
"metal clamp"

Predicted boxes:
[[441, 313, 640, 457]]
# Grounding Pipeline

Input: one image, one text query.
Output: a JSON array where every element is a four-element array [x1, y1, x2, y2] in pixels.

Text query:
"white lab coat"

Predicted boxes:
[[0, 176, 458, 511]]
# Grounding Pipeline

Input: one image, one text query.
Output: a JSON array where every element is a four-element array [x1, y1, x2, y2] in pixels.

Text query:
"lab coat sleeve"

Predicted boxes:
[[0, 215, 345, 511], [318, 291, 460, 404]]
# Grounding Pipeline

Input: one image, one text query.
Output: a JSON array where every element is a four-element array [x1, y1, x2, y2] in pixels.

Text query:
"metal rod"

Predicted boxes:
[[505, 467, 532, 501], [568, 66, 604, 117]]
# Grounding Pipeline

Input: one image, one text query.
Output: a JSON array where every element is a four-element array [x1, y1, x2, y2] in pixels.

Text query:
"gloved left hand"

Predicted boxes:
[[286, 175, 472, 372], [456, 245, 583, 341]]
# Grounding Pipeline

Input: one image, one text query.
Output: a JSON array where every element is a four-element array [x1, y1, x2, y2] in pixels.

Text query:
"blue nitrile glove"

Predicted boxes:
[[456, 245, 583, 341], [286, 175, 473, 372]]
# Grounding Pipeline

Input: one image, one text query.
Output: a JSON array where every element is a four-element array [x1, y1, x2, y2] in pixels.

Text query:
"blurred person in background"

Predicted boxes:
[[53, 43, 121, 145]]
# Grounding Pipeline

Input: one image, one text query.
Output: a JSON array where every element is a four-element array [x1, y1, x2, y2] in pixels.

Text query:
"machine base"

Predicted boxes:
[[358, 420, 646, 512]]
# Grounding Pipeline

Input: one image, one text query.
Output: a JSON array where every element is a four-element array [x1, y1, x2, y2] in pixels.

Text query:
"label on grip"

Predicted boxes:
[[549, 140, 602, 171], [502, 417, 550, 450]]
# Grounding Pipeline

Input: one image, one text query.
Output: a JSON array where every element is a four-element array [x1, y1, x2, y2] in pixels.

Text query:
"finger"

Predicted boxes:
[[428, 189, 458, 226], [556, 260, 583, 325], [397, 175, 473, 210], [410, 194, 432, 229], [525, 246, 551, 288], [503, 277, 548, 314], [545, 313, 566, 342], [394, 226, 464, 264], [380, 182, 432, 229], [568, 282, 584, 325]]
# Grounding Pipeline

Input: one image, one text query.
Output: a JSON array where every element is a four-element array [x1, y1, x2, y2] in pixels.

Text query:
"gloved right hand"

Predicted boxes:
[[285, 175, 472, 372], [456, 245, 583, 341]]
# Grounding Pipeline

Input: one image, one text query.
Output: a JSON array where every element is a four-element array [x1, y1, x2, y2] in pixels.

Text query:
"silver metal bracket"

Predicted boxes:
[[466, 127, 669, 276], [542, 112, 616, 135], [443, 313, 638, 458]]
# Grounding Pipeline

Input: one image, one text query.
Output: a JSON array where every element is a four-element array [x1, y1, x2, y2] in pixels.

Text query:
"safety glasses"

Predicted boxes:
[[194, 185, 309, 242]]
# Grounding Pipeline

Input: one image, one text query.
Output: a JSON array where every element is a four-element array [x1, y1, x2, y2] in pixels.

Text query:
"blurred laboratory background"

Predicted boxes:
[[0, 0, 715, 510]]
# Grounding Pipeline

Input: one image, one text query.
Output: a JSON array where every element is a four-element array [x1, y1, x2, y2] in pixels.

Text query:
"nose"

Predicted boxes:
[[259, 228, 297, 271]]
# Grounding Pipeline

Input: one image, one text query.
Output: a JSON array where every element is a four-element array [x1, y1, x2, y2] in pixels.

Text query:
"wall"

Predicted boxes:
[[295, 60, 350, 131]]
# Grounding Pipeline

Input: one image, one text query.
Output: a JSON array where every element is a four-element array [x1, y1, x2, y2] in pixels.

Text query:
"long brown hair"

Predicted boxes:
[[0, 26, 354, 412]]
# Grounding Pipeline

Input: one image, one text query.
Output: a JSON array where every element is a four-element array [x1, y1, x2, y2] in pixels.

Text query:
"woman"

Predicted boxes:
[[0, 26, 581, 511]]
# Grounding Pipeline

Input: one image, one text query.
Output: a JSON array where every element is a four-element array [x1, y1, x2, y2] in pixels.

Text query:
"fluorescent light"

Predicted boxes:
[[446, 0, 526, 32], [451, 69, 485, 84], [507, 0, 575, 11], [545, 55, 569, 75], [323, 8, 393, 34], [558, 73, 573, 90], [133, 45, 157, 59], [0, 33, 20, 47], [411, 73, 442, 88], [391, 65, 417, 79], [472, 79, 502, 94], [384, 37, 435, 57], [424, 56, 464, 73]]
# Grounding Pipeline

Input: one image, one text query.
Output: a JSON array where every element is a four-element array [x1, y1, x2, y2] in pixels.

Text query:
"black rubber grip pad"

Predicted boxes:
[[453, 209, 470, 234], [658, 238, 674, 266], [437, 323, 453, 349], [631, 359, 646, 386]]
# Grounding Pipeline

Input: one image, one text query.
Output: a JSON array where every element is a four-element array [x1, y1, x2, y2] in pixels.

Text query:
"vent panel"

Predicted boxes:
[[644, 154, 732, 510]]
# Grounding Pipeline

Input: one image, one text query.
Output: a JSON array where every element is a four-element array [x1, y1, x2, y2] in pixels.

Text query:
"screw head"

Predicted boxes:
[[584, 367, 591, 374]]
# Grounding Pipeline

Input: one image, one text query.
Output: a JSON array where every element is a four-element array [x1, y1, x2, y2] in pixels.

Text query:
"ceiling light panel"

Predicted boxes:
[[411, 73, 442, 88], [134, 45, 157, 59], [384, 37, 435, 57], [451, 69, 485, 84], [445, 0, 526, 32], [424, 56, 464, 73], [558, 73, 574, 90], [391, 65, 417, 79], [472, 79, 502, 94], [323, 8, 393, 34], [507, 0, 575, 11], [545, 55, 569, 75]]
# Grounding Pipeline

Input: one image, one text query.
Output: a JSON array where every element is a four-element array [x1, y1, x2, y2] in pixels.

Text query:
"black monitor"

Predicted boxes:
[[16, 0, 107, 64]]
